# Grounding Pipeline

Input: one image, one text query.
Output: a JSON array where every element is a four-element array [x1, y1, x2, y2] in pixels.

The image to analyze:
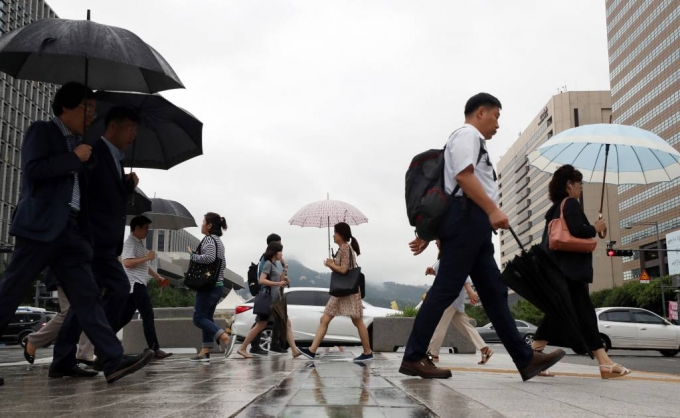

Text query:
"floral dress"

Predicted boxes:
[[324, 243, 363, 319]]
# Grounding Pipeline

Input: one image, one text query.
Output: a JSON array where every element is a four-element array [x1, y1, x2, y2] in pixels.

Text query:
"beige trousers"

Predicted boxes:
[[27, 286, 95, 360], [428, 303, 486, 354]]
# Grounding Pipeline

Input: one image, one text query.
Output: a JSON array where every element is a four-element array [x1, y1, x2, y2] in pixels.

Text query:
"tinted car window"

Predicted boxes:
[[27, 313, 42, 322], [632, 311, 665, 325], [286, 291, 317, 306], [603, 310, 631, 323], [515, 321, 527, 328], [316, 292, 331, 307], [10, 314, 23, 324]]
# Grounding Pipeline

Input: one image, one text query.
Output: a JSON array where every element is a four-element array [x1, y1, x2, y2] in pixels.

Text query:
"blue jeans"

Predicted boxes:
[[404, 198, 533, 370], [193, 286, 225, 347]]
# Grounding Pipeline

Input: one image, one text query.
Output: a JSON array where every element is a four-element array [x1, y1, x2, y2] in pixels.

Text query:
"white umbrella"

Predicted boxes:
[[528, 123, 680, 237], [289, 196, 368, 257]]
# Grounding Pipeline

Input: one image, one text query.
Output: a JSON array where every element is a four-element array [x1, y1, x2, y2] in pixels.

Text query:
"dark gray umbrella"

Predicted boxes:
[[126, 188, 152, 217], [0, 17, 183, 93], [139, 198, 197, 230], [87, 91, 202, 170]]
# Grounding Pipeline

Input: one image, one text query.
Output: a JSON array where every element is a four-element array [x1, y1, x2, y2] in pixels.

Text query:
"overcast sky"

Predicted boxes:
[[51, 0, 611, 287]]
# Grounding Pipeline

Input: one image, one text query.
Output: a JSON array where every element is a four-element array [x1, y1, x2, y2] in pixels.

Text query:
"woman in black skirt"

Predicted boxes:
[[533, 165, 630, 379]]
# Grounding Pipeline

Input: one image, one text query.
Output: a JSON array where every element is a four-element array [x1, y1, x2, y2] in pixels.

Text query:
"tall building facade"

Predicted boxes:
[[0, 1, 59, 260], [498, 91, 623, 291], [605, 0, 680, 280]]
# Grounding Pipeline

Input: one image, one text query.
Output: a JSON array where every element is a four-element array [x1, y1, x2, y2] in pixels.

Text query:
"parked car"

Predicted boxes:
[[1, 307, 56, 346], [231, 287, 399, 351], [476, 320, 537, 345], [595, 307, 680, 357]]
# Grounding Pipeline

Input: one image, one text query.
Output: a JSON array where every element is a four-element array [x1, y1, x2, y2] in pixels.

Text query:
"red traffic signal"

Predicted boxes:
[[607, 249, 616, 257], [606, 249, 634, 257]]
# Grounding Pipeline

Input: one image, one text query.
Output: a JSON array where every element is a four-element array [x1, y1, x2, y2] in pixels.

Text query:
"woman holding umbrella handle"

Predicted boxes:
[[534, 165, 630, 379]]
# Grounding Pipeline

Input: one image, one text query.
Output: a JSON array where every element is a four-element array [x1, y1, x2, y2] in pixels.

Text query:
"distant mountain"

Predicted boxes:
[[237, 259, 428, 309]]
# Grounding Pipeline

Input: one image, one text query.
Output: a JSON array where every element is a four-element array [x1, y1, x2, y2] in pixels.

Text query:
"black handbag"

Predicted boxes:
[[253, 288, 272, 316], [184, 236, 221, 291], [329, 247, 365, 298]]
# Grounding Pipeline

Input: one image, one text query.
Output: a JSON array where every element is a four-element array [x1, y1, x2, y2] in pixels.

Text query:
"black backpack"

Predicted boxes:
[[405, 133, 486, 240], [247, 262, 260, 296]]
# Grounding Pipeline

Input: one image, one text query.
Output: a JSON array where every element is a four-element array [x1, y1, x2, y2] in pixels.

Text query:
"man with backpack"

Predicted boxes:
[[249, 233, 288, 355], [400, 93, 565, 381]]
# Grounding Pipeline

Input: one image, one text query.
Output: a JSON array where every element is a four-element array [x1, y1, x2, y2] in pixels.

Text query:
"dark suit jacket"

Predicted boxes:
[[541, 197, 597, 283], [10, 120, 89, 242], [86, 137, 135, 256]]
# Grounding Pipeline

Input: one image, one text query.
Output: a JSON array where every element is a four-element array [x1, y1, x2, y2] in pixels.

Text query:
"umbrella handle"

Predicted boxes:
[[597, 212, 607, 239], [508, 226, 525, 252]]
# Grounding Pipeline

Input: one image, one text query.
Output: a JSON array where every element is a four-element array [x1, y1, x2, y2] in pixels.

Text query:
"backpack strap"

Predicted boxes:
[[451, 136, 488, 197]]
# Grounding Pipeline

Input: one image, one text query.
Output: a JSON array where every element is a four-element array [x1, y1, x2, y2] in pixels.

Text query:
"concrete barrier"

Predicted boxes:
[[122, 318, 229, 354], [371, 317, 476, 353]]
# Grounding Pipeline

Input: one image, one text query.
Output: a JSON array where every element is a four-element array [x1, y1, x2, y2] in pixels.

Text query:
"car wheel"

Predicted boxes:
[[18, 330, 33, 347], [659, 349, 679, 357], [600, 335, 611, 352], [259, 328, 273, 352], [524, 333, 534, 345]]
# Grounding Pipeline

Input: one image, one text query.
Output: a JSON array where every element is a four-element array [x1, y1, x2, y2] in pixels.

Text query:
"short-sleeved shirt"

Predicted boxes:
[[444, 123, 499, 204], [122, 235, 150, 292], [260, 260, 282, 299]]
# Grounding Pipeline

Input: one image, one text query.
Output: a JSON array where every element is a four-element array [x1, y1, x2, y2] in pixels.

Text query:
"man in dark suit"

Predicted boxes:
[[0, 83, 153, 384], [53, 107, 143, 370]]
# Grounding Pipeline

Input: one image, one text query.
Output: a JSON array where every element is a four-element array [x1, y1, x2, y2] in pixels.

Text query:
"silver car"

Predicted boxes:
[[476, 320, 537, 345], [596, 307, 680, 357]]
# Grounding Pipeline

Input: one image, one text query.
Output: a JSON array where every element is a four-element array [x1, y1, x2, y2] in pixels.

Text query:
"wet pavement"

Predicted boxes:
[[1, 345, 679, 417]]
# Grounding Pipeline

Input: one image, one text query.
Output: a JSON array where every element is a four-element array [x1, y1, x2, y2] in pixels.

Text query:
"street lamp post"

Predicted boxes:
[[625, 221, 666, 277]]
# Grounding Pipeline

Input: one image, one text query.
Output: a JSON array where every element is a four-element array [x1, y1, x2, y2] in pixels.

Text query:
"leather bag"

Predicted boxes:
[[548, 198, 597, 253]]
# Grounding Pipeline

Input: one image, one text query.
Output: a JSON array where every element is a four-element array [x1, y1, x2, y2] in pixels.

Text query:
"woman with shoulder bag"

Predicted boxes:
[[237, 242, 303, 359], [533, 165, 630, 379], [299, 222, 374, 362], [189, 212, 231, 362]]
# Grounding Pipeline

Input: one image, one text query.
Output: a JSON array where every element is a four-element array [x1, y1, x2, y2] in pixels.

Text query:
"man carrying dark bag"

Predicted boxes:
[[400, 93, 565, 381]]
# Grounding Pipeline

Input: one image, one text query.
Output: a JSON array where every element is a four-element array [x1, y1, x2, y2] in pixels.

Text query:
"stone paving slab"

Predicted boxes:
[[1, 346, 680, 417]]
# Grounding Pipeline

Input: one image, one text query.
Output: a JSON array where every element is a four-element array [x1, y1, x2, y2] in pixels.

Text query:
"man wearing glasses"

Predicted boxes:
[[0, 83, 152, 385]]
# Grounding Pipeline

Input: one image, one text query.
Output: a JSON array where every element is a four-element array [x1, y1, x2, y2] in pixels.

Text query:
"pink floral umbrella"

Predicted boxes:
[[289, 196, 368, 258]]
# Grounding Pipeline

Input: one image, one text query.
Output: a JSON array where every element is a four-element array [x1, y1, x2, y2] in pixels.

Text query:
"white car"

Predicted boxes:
[[231, 287, 399, 350], [595, 307, 680, 357]]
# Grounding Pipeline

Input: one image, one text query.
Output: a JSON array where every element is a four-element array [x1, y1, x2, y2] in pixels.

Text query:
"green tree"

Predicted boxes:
[[510, 300, 544, 325], [465, 304, 489, 326], [589, 288, 613, 308], [147, 280, 196, 307]]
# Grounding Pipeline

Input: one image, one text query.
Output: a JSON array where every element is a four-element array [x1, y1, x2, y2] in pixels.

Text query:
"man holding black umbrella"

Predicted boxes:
[[400, 93, 565, 381], [0, 83, 153, 384]]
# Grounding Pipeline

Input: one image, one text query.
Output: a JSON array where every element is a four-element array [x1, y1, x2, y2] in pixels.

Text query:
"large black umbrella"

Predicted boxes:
[[126, 187, 153, 217], [87, 91, 202, 170], [501, 228, 593, 358], [127, 197, 197, 230], [0, 17, 183, 93]]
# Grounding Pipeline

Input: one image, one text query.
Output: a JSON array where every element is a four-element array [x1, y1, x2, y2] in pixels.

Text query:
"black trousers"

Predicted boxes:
[[404, 198, 533, 369], [53, 248, 131, 370], [0, 217, 124, 373], [118, 283, 160, 351], [535, 280, 604, 351]]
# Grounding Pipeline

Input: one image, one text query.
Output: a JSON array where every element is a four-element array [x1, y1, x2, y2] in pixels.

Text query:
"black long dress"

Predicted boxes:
[[534, 197, 604, 352]]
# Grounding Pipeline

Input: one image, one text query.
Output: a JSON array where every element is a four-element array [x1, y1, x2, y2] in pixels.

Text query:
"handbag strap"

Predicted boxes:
[[348, 246, 359, 269]]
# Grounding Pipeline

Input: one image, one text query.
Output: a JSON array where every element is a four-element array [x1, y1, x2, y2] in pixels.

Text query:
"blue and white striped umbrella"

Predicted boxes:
[[528, 124, 680, 185]]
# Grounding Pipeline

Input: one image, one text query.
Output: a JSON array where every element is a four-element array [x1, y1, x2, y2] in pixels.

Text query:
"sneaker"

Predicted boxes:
[[399, 356, 452, 379], [298, 347, 315, 360], [190, 353, 210, 362], [353, 352, 374, 362], [250, 347, 269, 356]]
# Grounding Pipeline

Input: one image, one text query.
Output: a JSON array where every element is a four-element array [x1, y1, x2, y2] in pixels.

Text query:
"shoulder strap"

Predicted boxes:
[[451, 136, 488, 197]]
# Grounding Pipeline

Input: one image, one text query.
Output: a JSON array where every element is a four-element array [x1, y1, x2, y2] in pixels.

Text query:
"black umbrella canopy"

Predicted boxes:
[[501, 228, 593, 357], [126, 187, 152, 216], [0, 18, 183, 93], [87, 91, 202, 170]]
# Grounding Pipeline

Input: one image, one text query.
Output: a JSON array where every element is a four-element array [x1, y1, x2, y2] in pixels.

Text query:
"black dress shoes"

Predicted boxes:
[[105, 349, 154, 384], [48, 366, 99, 378]]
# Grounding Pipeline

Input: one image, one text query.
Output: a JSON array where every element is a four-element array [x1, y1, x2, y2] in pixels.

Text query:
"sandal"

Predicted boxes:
[[538, 370, 555, 377], [292, 350, 302, 359], [478, 347, 494, 365], [599, 363, 631, 379], [236, 349, 253, 359]]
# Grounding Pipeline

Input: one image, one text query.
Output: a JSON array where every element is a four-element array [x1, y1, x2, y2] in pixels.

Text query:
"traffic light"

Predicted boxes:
[[606, 249, 633, 257]]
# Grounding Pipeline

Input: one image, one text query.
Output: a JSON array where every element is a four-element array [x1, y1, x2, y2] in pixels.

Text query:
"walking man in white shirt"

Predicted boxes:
[[119, 216, 172, 359], [400, 93, 565, 380]]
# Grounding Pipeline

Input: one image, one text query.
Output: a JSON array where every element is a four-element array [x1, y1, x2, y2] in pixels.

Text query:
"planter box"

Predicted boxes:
[[122, 318, 229, 354], [371, 317, 476, 353]]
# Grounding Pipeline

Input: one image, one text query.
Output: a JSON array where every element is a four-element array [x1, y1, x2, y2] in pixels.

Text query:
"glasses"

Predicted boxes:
[[79, 104, 97, 117]]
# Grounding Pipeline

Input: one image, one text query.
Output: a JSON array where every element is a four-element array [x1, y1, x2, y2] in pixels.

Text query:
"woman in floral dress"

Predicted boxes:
[[299, 222, 373, 362]]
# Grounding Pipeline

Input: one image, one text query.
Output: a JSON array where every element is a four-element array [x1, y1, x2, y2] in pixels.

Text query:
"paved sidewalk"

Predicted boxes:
[[1, 346, 679, 417]]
